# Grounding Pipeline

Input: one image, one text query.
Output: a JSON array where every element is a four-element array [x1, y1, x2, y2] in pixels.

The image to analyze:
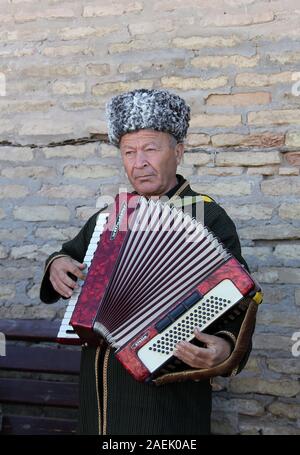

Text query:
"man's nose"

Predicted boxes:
[[134, 150, 148, 168]]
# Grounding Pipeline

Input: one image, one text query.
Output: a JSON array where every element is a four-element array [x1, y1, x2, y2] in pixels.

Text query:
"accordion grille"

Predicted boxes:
[[94, 197, 231, 349]]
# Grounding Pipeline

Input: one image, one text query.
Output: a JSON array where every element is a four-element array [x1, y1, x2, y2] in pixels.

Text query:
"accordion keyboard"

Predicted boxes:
[[137, 279, 243, 373], [57, 212, 109, 343]]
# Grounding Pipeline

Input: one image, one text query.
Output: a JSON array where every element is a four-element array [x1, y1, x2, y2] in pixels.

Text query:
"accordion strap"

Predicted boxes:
[[152, 298, 259, 386]]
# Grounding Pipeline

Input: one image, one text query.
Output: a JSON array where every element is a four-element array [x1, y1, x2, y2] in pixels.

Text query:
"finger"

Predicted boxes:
[[68, 264, 86, 281], [51, 278, 74, 299], [193, 328, 215, 345], [59, 272, 79, 289], [174, 340, 211, 360], [72, 260, 87, 270], [173, 343, 209, 369]]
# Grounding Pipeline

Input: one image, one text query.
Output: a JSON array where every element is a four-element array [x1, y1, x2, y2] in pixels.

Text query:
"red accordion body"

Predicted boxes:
[[70, 192, 260, 382]]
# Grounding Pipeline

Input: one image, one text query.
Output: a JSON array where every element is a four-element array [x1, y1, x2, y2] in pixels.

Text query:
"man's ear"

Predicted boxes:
[[175, 142, 185, 164]]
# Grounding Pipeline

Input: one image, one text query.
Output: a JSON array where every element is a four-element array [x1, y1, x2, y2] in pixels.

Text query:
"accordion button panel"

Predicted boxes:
[[57, 213, 109, 342], [137, 279, 243, 373]]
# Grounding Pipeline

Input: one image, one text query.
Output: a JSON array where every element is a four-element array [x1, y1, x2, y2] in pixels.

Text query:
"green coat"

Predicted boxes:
[[40, 175, 252, 435]]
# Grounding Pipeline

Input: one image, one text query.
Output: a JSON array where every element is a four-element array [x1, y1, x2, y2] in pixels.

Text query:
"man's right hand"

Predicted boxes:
[[49, 256, 86, 299]]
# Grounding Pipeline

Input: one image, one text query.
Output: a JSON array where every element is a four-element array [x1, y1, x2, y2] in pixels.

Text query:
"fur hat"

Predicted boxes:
[[106, 88, 190, 146]]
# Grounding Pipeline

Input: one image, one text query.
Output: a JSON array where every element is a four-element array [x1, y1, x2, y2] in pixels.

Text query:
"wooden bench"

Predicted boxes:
[[0, 319, 81, 435]]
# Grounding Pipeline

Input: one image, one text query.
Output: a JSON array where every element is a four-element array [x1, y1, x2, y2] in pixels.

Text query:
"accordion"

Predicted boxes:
[[59, 192, 262, 383]]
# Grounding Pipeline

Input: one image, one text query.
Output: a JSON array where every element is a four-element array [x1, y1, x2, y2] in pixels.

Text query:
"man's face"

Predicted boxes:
[[119, 129, 184, 197]]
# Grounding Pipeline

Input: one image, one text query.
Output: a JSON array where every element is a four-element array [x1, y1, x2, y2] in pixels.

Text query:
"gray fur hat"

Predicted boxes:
[[106, 88, 190, 146]]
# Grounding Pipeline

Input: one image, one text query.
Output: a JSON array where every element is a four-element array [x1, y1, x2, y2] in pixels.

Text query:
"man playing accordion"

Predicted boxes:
[[40, 89, 259, 435]]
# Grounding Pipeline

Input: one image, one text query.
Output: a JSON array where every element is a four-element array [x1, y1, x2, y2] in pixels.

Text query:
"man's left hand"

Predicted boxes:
[[173, 328, 232, 369]]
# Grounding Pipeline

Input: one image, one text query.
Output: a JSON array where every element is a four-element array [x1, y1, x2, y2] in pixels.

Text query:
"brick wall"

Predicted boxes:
[[0, 0, 299, 434]]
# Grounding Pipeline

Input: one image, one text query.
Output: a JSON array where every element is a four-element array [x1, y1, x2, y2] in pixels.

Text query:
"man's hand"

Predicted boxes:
[[173, 328, 232, 369], [49, 256, 86, 299]]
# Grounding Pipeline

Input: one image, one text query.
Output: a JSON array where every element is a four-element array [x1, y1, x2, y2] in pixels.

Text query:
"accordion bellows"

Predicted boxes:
[[70, 193, 260, 382]]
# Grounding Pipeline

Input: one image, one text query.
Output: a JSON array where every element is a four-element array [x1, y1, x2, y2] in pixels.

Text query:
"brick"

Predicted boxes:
[[286, 132, 300, 147], [193, 181, 251, 196], [118, 59, 185, 74], [255, 268, 300, 284], [20, 65, 81, 78], [258, 308, 300, 328], [35, 227, 79, 241], [108, 40, 160, 54], [0, 245, 9, 259], [269, 53, 300, 65], [59, 26, 117, 40], [76, 206, 99, 221], [10, 244, 58, 260], [0, 185, 29, 199], [183, 152, 210, 166], [14, 7, 76, 23], [0, 285, 15, 300], [229, 377, 300, 397], [0, 304, 59, 320], [14, 206, 70, 222], [0, 148, 34, 161], [92, 80, 154, 96], [211, 413, 237, 435], [248, 109, 300, 126], [197, 167, 243, 176], [279, 203, 300, 219], [236, 71, 300, 87], [242, 247, 272, 263], [0, 228, 27, 241], [211, 133, 284, 148], [268, 358, 300, 375], [213, 397, 264, 417], [0, 266, 37, 281], [239, 225, 300, 240], [43, 144, 96, 159], [27, 284, 40, 300], [203, 11, 275, 27], [100, 144, 119, 157], [0, 120, 16, 134], [192, 55, 259, 69], [0, 208, 4, 219], [0, 48, 34, 58], [38, 185, 94, 199], [274, 244, 300, 260], [176, 164, 194, 178], [268, 402, 300, 420], [262, 285, 290, 305], [191, 114, 241, 128], [161, 76, 228, 91], [254, 333, 292, 351], [285, 152, 300, 166], [42, 45, 94, 57], [0, 100, 54, 114], [224, 205, 273, 220], [52, 81, 85, 95], [206, 92, 271, 106], [239, 418, 300, 436], [261, 177, 300, 195], [83, 2, 143, 17], [278, 167, 299, 176], [86, 64, 110, 76], [19, 119, 74, 136], [64, 165, 118, 179], [172, 35, 241, 49], [129, 19, 173, 35], [216, 151, 281, 167], [186, 134, 210, 147], [247, 166, 278, 176], [2, 166, 56, 179]]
